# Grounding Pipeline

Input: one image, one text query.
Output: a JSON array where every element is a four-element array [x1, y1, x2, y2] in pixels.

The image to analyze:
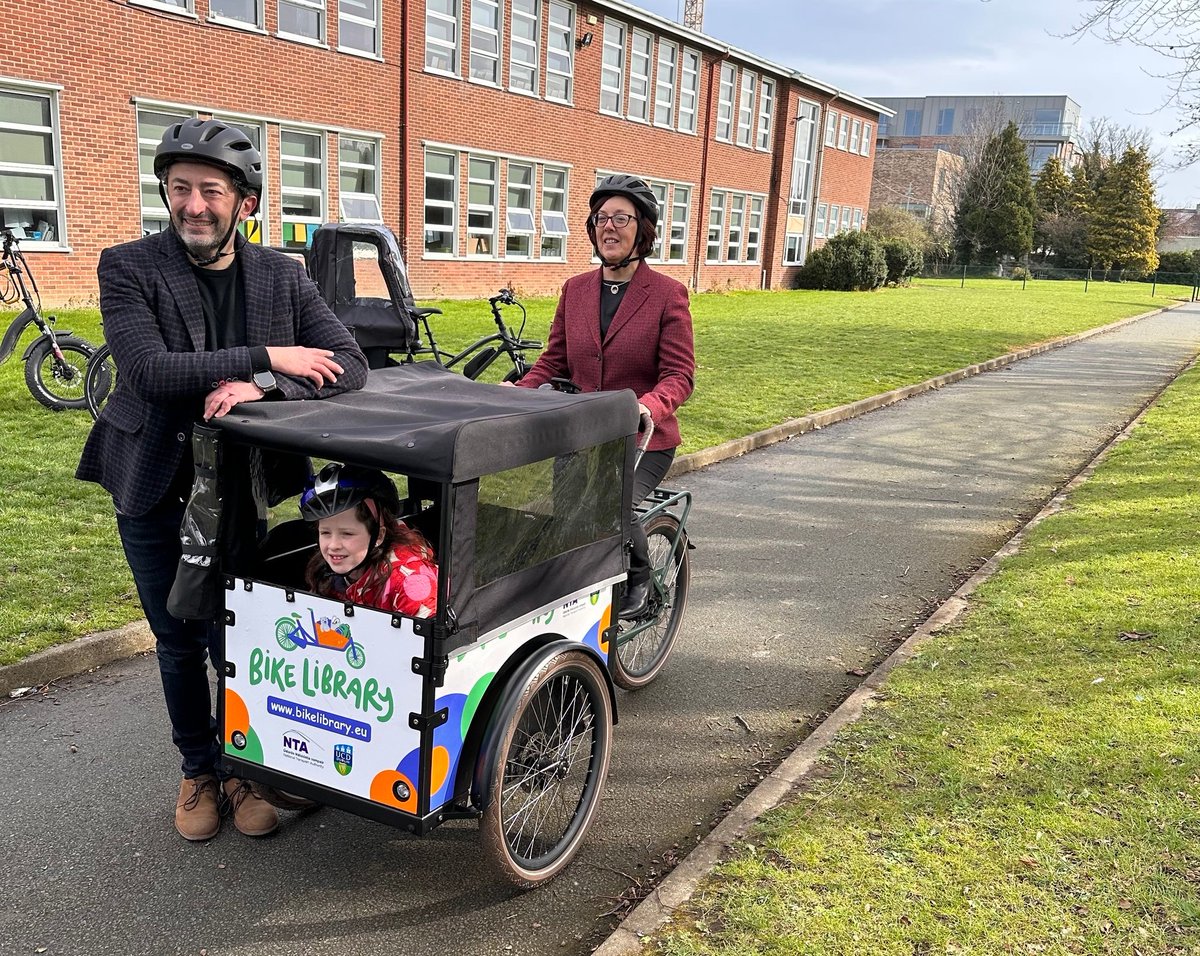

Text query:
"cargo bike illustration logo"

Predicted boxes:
[[274, 606, 365, 669]]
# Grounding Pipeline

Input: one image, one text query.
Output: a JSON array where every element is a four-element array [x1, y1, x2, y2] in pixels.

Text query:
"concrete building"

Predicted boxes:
[[1158, 207, 1200, 254], [4, 0, 888, 302]]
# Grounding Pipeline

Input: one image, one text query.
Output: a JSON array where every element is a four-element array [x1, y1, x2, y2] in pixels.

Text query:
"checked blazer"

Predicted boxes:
[[77, 229, 368, 517], [517, 261, 695, 451]]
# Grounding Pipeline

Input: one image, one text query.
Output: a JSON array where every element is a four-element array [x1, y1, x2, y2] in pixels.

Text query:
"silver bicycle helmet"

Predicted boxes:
[[299, 463, 400, 522], [154, 118, 263, 199]]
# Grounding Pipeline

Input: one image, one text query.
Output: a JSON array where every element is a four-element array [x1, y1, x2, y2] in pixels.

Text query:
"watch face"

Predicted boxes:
[[253, 370, 276, 391]]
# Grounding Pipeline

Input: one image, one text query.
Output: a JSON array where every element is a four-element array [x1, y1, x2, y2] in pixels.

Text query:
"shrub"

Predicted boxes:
[[1011, 266, 1030, 281], [795, 232, 887, 291], [1155, 250, 1198, 277], [881, 237, 923, 285]]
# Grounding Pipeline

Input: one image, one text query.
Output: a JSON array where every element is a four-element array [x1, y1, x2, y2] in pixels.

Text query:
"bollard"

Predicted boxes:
[[961, 263, 967, 288], [1151, 271, 1157, 296]]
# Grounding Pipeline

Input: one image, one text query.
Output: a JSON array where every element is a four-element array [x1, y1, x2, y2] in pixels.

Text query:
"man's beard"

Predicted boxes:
[[173, 210, 228, 262]]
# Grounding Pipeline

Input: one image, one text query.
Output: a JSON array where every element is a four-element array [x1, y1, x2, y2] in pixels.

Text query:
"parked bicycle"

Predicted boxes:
[[84, 341, 115, 421], [0, 227, 97, 410]]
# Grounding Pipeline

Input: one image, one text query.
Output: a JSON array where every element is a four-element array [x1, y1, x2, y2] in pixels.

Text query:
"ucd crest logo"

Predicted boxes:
[[333, 744, 353, 776]]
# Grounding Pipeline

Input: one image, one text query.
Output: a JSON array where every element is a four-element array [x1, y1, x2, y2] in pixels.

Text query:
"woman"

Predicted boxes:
[[515, 174, 695, 618]]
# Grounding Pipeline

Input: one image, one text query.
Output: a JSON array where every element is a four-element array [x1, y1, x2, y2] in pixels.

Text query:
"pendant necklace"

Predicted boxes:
[[608, 279, 629, 295]]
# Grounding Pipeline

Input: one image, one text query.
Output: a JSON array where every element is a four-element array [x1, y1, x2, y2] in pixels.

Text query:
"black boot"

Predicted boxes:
[[618, 580, 649, 620]]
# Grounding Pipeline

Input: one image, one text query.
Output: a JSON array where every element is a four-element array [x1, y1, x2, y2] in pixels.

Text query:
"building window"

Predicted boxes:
[[1, 87, 65, 246], [138, 107, 194, 237], [339, 0, 378, 54], [467, 156, 497, 255], [814, 202, 827, 239], [746, 196, 762, 263], [545, 0, 574, 103], [470, 0, 502, 84], [505, 161, 534, 257], [936, 107, 954, 136], [736, 70, 755, 147], [840, 205, 852, 233], [852, 208, 863, 231], [600, 19, 625, 114], [338, 136, 381, 222], [628, 30, 652, 123], [827, 204, 840, 236], [726, 193, 744, 260], [678, 48, 700, 134], [756, 78, 774, 151], [716, 63, 735, 142], [824, 110, 837, 147], [509, 0, 539, 93], [426, 0, 459, 74], [654, 39, 677, 128], [216, 117, 268, 243], [279, 0, 325, 41], [210, 0, 262, 27], [281, 129, 324, 247], [668, 184, 689, 262], [646, 179, 668, 259], [706, 191, 724, 261], [878, 115, 889, 137], [540, 165, 568, 258], [849, 119, 861, 154], [784, 100, 818, 265], [903, 108, 921, 136], [837, 114, 849, 150], [424, 149, 457, 255], [860, 122, 872, 156]]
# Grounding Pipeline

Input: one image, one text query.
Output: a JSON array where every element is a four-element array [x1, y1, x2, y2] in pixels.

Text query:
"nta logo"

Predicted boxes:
[[283, 734, 310, 754]]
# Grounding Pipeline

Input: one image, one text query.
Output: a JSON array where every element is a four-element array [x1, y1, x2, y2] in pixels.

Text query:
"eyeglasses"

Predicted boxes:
[[590, 212, 638, 228]]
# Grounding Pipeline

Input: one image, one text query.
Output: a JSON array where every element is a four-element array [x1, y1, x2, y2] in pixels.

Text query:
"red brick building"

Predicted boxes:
[[4, 0, 887, 302]]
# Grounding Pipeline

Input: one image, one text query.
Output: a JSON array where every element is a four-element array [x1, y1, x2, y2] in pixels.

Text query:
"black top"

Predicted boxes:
[[191, 258, 246, 351], [599, 277, 631, 340]]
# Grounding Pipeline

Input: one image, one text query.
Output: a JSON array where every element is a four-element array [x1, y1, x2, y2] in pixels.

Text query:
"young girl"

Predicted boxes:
[[299, 463, 438, 618]]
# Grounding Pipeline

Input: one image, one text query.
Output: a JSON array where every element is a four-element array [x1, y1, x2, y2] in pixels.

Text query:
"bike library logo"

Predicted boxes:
[[334, 744, 354, 776]]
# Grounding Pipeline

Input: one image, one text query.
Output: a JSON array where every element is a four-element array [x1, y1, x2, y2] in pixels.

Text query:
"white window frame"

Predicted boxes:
[[678, 48, 700, 134], [783, 100, 818, 266], [469, 0, 502, 85], [814, 202, 827, 239], [505, 161, 535, 258], [425, 0, 460, 75], [852, 208, 863, 231], [278, 0, 326, 43], [667, 184, 690, 263], [209, 0, 263, 29], [423, 148, 458, 256], [716, 63, 735, 142], [824, 110, 837, 147], [840, 205, 853, 233], [736, 70, 756, 147], [726, 193, 744, 261], [540, 165, 569, 259], [645, 179, 668, 260], [509, 0, 540, 94], [133, 0, 195, 13], [338, 0, 379, 55], [706, 190, 725, 262], [280, 128, 325, 247], [746, 195, 763, 264], [137, 107, 196, 238], [599, 19, 626, 115], [827, 204, 840, 236], [627, 29, 652, 123], [467, 155, 498, 256], [338, 136, 382, 222], [214, 115, 270, 243], [653, 39, 678, 129], [756, 77, 774, 151], [860, 122, 872, 156], [837, 114, 849, 151], [849, 119, 861, 154], [1, 85, 67, 247], [545, 0, 575, 104]]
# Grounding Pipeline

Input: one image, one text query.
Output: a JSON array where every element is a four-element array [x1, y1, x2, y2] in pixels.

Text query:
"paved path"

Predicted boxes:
[[3, 306, 1199, 956]]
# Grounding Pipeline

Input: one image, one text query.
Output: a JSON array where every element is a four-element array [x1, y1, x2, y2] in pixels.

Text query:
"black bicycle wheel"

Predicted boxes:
[[502, 365, 525, 383], [610, 512, 690, 691], [479, 649, 613, 888], [84, 343, 115, 421], [24, 335, 95, 411]]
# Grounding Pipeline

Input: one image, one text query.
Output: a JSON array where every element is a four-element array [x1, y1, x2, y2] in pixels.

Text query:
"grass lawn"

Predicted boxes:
[[0, 278, 1187, 665], [653, 363, 1200, 955]]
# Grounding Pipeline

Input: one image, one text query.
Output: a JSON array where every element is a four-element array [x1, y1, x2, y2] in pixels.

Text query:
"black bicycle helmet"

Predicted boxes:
[[299, 463, 400, 522], [589, 174, 659, 227], [154, 118, 263, 199]]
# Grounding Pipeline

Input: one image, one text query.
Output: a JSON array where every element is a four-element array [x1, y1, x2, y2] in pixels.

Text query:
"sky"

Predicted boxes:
[[629, 0, 1200, 208]]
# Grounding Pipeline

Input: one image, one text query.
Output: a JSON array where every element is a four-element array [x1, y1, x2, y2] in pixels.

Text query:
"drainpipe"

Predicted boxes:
[[398, 0, 410, 260], [693, 48, 729, 292]]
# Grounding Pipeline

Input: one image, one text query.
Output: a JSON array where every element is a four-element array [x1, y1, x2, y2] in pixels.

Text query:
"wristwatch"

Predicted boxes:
[[252, 369, 278, 395]]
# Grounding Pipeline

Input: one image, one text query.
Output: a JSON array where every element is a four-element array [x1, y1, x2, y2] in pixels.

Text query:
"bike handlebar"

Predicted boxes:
[[488, 288, 517, 306]]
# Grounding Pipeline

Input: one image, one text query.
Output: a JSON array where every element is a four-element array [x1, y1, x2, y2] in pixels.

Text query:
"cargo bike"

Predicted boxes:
[[198, 362, 691, 886]]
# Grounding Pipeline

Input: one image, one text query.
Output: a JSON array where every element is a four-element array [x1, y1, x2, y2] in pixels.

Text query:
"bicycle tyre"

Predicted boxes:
[[84, 343, 115, 421], [610, 512, 690, 691], [502, 364, 525, 383], [478, 648, 613, 888], [275, 619, 299, 651], [24, 335, 95, 411]]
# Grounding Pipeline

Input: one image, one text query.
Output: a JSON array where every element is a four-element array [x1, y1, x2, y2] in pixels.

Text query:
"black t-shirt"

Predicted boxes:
[[599, 278, 631, 341], [191, 257, 246, 350]]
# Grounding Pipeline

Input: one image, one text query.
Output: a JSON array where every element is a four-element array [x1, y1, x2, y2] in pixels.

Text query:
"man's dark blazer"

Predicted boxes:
[[77, 229, 368, 517], [518, 261, 694, 451]]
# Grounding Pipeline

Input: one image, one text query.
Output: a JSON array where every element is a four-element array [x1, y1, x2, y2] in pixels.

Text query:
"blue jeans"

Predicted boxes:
[[116, 497, 222, 779]]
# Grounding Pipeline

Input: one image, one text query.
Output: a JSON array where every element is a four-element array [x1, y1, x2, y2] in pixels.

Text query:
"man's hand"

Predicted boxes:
[[203, 380, 264, 420], [265, 346, 344, 387]]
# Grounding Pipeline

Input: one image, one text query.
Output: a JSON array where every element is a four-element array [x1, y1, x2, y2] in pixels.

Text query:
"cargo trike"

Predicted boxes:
[[192, 363, 690, 886]]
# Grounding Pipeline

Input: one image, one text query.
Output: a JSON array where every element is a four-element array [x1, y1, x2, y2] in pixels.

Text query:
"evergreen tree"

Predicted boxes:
[[1033, 155, 1072, 260], [953, 122, 1036, 264], [1087, 146, 1161, 276]]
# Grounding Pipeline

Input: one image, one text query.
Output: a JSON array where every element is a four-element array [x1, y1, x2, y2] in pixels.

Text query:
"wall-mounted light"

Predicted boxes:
[[576, 31, 594, 49]]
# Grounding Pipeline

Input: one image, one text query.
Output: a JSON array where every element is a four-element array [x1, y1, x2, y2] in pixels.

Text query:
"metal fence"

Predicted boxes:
[[917, 263, 1200, 299]]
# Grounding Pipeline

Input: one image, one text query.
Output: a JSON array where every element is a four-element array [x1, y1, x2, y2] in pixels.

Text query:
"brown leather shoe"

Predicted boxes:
[[222, 777, 279, 837], [175, 774, 221, 841]]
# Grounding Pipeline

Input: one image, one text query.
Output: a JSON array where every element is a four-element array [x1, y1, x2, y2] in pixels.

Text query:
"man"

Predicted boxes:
[[77, 118, 368, 841]]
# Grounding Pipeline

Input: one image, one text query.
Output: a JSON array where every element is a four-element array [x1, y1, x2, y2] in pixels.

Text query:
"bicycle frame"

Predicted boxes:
[[415, 292, 542, 380], [0, 238, 73, 364], [615, 486, 692, 648]]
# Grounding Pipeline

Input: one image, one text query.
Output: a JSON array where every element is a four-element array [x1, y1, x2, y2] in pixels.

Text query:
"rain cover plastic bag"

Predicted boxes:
[[167, 425, 224, 621]]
